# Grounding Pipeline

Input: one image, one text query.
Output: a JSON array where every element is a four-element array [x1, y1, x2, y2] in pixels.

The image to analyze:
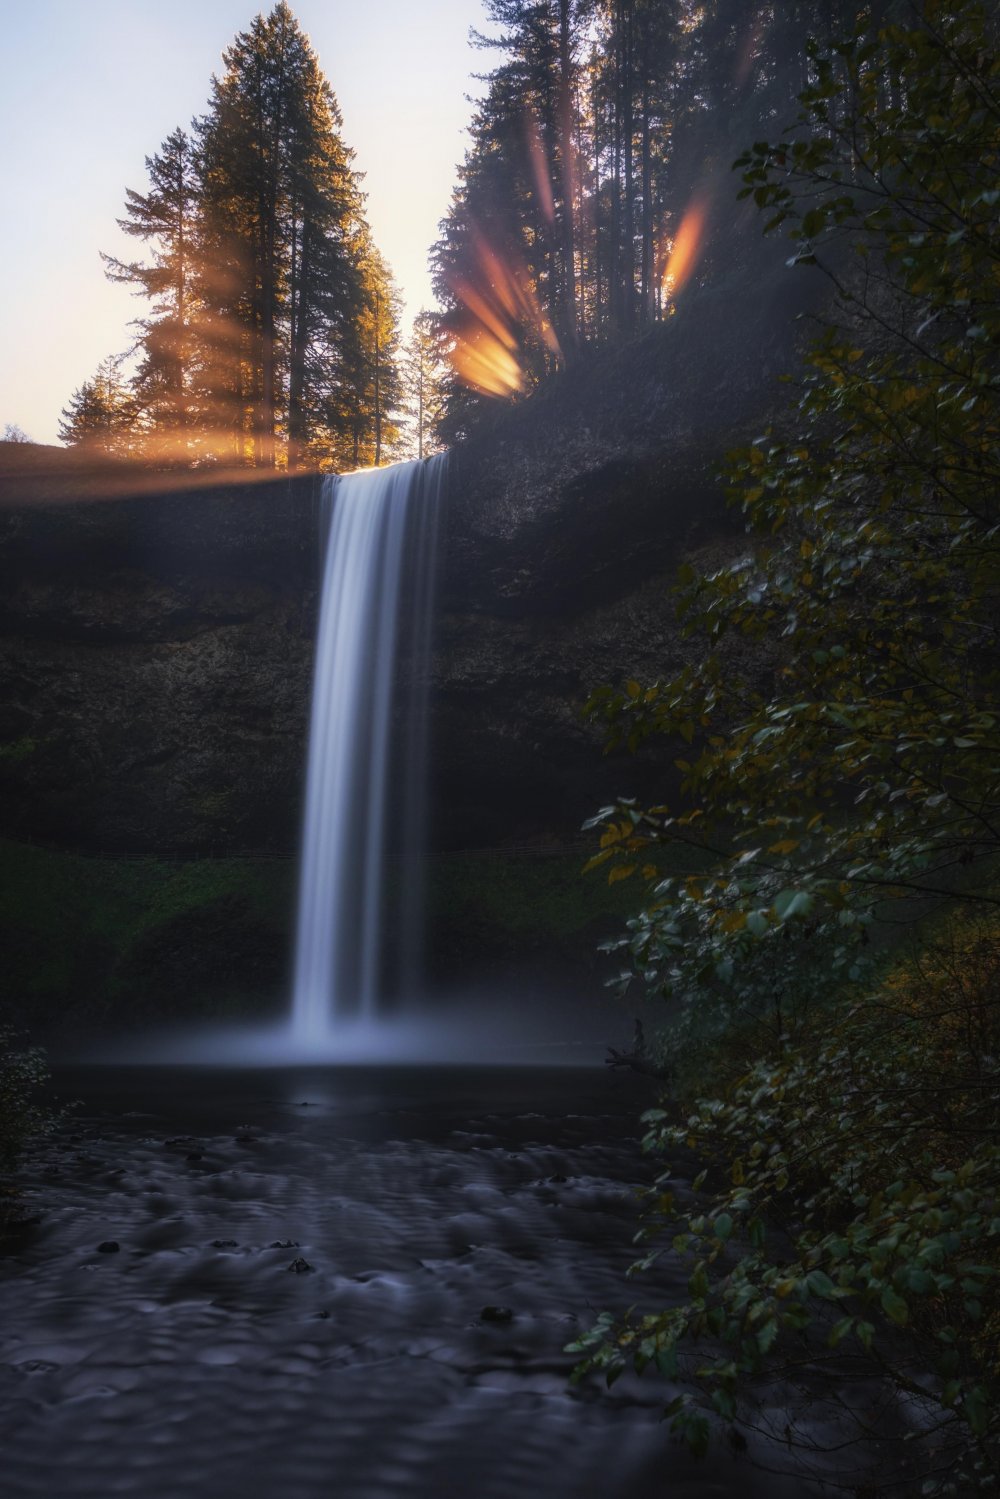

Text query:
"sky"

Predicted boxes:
[[0, 0, 487, 444]]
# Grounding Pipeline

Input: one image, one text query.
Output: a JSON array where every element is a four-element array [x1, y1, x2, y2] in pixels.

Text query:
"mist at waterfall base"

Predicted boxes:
[[109, 454, 616, 1068]]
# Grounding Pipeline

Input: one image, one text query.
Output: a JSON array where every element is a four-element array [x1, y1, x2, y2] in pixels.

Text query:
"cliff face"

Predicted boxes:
[[0, 454, 692, 858], [0, 258, 809, 861], [0, 455, 320, 854], [0, 258, 817, 1034], [431, 263, 810, 846]]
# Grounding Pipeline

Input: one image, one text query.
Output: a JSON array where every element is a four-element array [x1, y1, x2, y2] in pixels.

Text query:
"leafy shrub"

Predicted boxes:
[[573, 4, 1000, 1492], [573, 915, 1000, 1492]]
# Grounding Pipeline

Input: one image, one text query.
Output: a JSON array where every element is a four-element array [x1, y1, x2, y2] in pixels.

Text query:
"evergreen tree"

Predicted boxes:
[[330, 238, 403, 468], [83, 3, 389, 471], [102, 127, 200, 461], [195, 3, 295, 464], [432, 0, 907, 433], [283, 57, 367, 469], [399, 311, 447, 460], [433, 0, 586, 386], [58, 357, 141, 456]]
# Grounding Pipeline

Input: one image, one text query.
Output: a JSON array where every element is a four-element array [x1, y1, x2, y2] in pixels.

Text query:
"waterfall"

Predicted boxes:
[[291, 455, 445, 1045]]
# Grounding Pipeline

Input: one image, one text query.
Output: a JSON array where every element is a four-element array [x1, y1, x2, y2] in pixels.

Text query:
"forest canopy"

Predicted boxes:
[[432, 0, 903, 438], [62, 1, 916, 464]]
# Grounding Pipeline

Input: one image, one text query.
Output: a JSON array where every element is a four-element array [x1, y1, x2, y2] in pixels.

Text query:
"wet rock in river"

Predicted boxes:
[[480, 1305, 513, 1324]]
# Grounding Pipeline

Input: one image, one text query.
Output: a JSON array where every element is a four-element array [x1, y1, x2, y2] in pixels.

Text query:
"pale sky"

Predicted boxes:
[[0, 0, 487, 444]]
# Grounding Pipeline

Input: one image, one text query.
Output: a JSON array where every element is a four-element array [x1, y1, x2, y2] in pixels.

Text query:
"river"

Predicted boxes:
[[0, 1063, 815, 1499]]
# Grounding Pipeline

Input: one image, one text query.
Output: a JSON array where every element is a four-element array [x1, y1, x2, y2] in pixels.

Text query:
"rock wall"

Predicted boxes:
[[0, 450, 727, 860], [431, 263, 811, 846], [0, 259, 812, 861], [0, 452, 320, 854]]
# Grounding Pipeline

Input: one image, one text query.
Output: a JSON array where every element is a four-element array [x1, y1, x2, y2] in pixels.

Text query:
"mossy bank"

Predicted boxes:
[[0, 838, 642, 1043]]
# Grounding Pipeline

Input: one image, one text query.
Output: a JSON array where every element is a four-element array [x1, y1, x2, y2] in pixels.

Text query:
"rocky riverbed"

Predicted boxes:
[[0, 1063, 817, 1499]]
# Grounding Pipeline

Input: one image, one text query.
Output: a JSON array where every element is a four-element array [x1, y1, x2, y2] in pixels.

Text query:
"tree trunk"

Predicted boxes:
[[621, 0, 635, 336], [557, 0, 577, 353], [287, 209, 309, 469], [373, 287, 382, 467], [639, 76, 653, 325]]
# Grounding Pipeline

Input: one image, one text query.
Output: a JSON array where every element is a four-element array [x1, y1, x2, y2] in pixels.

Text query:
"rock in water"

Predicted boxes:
[[480, 1305, 513, 1324]]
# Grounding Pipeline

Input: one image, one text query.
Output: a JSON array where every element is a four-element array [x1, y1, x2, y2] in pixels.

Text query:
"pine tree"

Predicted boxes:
[[58, 357, 141, 456], [194, 2, 368, 467], [330, 239, 403, 469], [434, 1, 585, 367], [88, 3, 386, 471], [399, 311, 447, 460], [282, 44, 368, 469], [102, 127, 200, 461], [433, 0, 895, 434]]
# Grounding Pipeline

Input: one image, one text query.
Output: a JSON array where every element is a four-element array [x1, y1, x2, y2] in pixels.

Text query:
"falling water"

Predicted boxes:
[[291, 455, 445, 1046]]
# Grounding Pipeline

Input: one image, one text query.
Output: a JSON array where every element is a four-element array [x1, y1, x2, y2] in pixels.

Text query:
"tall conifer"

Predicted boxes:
[[102, 128, 200, 461], [58, 357, 141, 456], [86, 3, 393, 470]]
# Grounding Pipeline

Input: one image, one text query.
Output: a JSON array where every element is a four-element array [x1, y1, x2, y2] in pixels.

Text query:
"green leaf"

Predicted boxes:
[[880, 1288, 909, 1326], [757, 1317, 779, 1355], [773, 889, 814, 921], [828, 1317, 854, 1347], [806, 1269, 838, 1299]]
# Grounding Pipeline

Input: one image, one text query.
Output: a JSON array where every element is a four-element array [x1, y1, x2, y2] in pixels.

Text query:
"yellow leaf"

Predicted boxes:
[[582, 850, 613, 874], [608, 863, 636, 885], [626, 679, 641, 699], [768, 839, 800, 856], [731, 1158, 745, 1186]]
